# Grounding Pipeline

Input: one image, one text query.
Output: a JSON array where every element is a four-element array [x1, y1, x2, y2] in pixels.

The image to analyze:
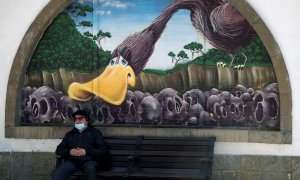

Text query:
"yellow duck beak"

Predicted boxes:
[[68, 63, 136, 106]]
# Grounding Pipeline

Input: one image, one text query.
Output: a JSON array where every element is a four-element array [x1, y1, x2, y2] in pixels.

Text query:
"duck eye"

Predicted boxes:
[[109, 59, 116, 67], [121, 59, 128, 66]]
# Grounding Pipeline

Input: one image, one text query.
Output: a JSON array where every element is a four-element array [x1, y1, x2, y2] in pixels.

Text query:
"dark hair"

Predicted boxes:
[[72, 109, 89, 121]]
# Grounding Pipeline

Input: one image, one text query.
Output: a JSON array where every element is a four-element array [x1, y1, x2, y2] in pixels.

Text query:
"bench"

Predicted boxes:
[[54, 136, 216, 180]]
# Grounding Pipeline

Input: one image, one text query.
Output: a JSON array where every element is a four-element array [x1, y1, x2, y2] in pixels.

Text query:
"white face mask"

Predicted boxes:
[[75, 123, 86, 131]]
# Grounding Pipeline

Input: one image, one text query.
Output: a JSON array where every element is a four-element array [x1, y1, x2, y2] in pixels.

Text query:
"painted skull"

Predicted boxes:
[[137, 96, 161, 124], [157, 88, 187, 124], [25, 86, 59, 123], [253, 90, 279, 127], [92, 97, 119, 125], [118, 90, 139, 124]]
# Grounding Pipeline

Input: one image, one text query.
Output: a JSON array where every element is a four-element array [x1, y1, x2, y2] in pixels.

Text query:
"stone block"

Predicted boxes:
[[14, 126, 54, 139], [155, 128, 192, 137], [0, 152, 11, 180], [248, 131, 283, 144], [11, 173, 33, 180], [244, 155, 278, 172], [53, 126, 72, 139], [271, 55, 291, 94], [282, 131, 292, 144], [220, 170, 236, 180], [99, 127, 157, 137], [292, 157, 300, 180], [277, 156, 292, 172], [292, 156, 300, 169], [11, 152, 32, 180], [213, 155, 244, 170], [237, 171, 261, 180], [32, 152, 56, 175], [262, 172, 291, 180], [293, 167, 300, 180], [32, 175, 46, 180], [278, 92, 292, 132], [211, 170, 221, 180], [44, 175, 52, 180]]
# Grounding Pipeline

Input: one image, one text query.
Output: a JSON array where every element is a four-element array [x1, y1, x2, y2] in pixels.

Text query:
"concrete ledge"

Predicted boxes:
[[4, 126, 291, 144]]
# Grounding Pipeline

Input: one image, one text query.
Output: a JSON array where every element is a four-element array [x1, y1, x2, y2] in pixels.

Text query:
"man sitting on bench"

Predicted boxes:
[[52, 109, 107, 180]]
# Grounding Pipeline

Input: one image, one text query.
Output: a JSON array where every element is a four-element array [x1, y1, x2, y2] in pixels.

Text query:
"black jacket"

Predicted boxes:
[[55, 124, 107, 162]]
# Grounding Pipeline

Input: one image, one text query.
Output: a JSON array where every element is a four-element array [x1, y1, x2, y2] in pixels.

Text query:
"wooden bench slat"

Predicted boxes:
[[71, 171, 207, 179], [141, 144, 209, 151], [111, 161, 129, 167], [140, 139, 210, 146], [137, 156, 210, 163], [141, 150, 209, 156], [106, 139, 138, 144], [130, 173, 205, 179], [108, 144, 137, 150], [136, 162, 211, 169], [109, 146, 209, 153], [132, 167, 210, 180], [110, 150, 209, 157]]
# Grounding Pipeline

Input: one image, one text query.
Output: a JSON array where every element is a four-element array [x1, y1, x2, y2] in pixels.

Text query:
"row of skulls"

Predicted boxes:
[[21, 83, 279, 127]]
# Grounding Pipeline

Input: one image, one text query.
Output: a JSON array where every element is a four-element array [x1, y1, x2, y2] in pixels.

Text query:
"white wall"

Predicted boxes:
[[0, 0, 299, 155]]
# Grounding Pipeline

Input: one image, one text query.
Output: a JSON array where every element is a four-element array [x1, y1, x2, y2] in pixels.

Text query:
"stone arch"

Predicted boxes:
[[5, 0, 292, 143]]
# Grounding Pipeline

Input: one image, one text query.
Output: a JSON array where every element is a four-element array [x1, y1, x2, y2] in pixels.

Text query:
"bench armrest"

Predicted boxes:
[[55, 155, 63, 168]]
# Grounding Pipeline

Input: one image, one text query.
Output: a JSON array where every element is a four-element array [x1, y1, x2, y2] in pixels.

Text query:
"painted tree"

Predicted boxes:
[[79, 21, 93, 27], [168, 51, 176, 63], [65, 2, 94, 28], [168, 51, 188, 66], [184, 42, 204, 59], [177, 50, 188, 63], [84, 30, 111, 49], [94, 30, 112, 49]]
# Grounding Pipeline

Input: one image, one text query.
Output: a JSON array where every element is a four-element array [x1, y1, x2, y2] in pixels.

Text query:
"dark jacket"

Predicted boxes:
[[55, 124, 107, 162]]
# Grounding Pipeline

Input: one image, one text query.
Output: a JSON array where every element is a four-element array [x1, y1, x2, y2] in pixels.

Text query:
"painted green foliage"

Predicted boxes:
[[27, 12, 111, 74], [144, 37, 272, 75]]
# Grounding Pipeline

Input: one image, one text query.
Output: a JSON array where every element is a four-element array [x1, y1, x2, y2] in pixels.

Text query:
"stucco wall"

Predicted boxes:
[[0, 0, 299, 156]]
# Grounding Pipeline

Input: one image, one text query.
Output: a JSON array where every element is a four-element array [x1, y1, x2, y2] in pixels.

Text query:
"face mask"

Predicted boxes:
[[75, 123, 86, 131]]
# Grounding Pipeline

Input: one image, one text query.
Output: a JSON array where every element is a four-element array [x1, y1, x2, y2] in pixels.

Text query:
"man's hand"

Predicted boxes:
[[70, 148, 86, 156]]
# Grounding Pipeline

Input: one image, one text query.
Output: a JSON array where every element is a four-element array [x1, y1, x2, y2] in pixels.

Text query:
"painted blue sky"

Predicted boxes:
[[74, 0, 212, 70]]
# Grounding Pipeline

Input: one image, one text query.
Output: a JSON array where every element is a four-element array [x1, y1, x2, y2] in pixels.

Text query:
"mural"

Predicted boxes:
[[21, 0, 279, 129]]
